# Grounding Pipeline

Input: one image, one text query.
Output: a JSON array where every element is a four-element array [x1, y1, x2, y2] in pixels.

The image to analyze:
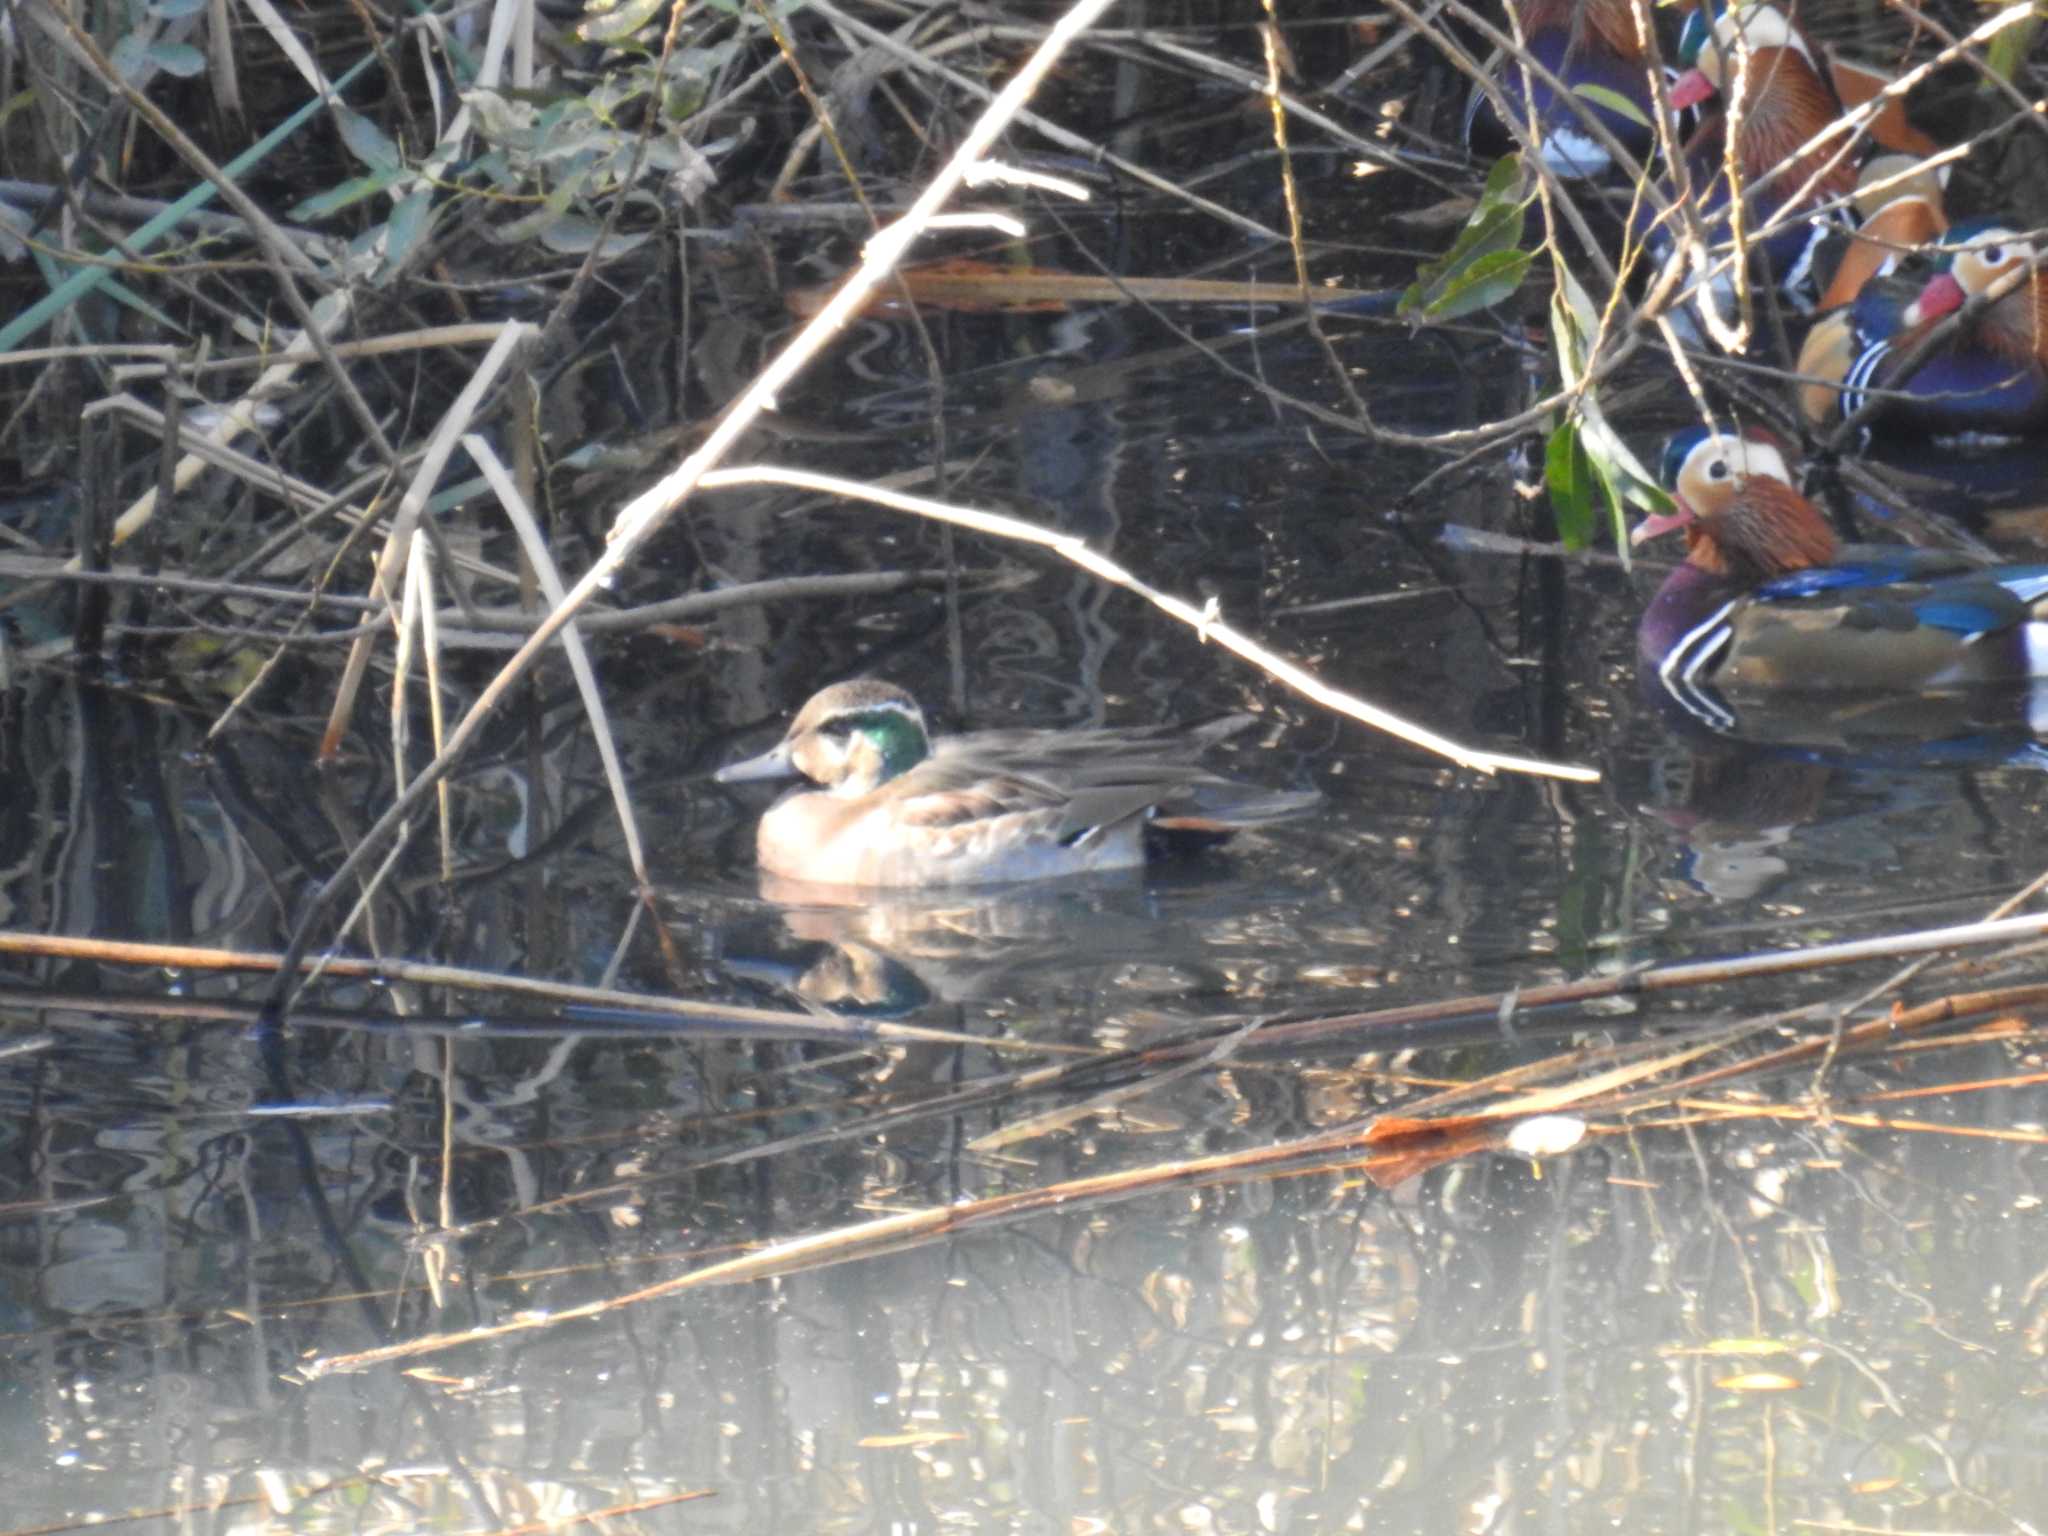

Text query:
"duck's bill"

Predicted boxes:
[[714, 744, 797, 784], [1667, 69, 1717, 112], [1631, 505, 1695, 545]]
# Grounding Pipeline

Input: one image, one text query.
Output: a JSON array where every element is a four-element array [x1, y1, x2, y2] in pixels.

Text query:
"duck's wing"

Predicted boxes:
[[1758, 562, 2048, 633], [936, 713, 1255, 772], [922, 715, 1316, 844], [1719, 564, 2048, 689], [887, 761, 1165, 853]]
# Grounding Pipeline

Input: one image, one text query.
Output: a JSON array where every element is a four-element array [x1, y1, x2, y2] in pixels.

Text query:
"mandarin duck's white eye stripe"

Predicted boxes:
[[1735, 442, 1790, 483]]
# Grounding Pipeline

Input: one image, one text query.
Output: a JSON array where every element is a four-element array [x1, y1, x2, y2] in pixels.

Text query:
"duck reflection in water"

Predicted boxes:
[[723, 868, 1281, 1022], [1641, 670, 2048, 898]]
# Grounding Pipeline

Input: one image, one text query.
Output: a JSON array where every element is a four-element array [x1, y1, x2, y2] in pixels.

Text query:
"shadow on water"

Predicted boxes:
[[6, 85, 2048, 1536]]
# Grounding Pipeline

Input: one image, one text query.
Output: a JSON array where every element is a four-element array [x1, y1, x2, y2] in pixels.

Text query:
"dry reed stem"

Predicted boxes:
[[0, 930, 1060, 1052], [1258, 906, 2048, 1047], [105, 290, 358, 549], [305, 1006, 1921, 1378], [320, 322, 537, 758], [698, 464, 1600, 781], [465, 434, 648, 887], [800, 0, 1289, 242]]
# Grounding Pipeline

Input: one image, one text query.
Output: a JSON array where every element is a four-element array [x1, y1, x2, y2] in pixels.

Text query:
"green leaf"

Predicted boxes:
[[1985, 13, 2039, 85], [335, 107, 401, 174], [381, 187, 435, 273], [1547, 259, 1671, 552], [289, 168, 402, 220], [1399, 154, 1534, 321], [109, 32, 152, 84], [1572, 81, 1652, 131], [1545, 420, 1596, 551], [579, 0, 668, 44], [1412, 247, 1531, 321], [144, 41, 206, 77], [1479, 149, 1524, 204]]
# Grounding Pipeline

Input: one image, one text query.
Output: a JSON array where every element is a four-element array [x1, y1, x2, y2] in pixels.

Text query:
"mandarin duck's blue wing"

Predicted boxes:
[[1861, 566, 2048, 638], [1754, 548, 1984, 599], [1752, 562, 2048, 639]]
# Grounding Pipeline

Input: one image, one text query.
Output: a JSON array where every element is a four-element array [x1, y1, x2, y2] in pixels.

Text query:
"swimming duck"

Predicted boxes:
[[713, 680, 1319, 887], [1464, 0, 1654, 179], [1794, 155, 1950, 423], [1635, 428, 2048, 707], [1828, 220, 2048, 437], [1659, 1, 1856, 287]]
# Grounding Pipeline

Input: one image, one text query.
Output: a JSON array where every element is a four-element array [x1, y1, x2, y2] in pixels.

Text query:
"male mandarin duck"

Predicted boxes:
[[1824, 221, 2048, 437], [714, 680, 1319, 887], [1464, 0, 1654, 179], [1636, 427, 2048, 702], [1794, 155, 1950, 421], [1805, 153, 1948, 314], [1659, 1, 1857, 286]]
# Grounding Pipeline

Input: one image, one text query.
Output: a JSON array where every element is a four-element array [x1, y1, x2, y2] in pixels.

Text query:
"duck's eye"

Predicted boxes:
[[1705, 458, 1730, 482], [1981, 245, 2007, 267]]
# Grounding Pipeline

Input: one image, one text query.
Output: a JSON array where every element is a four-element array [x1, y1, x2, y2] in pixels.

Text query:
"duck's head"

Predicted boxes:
[[1905, 219, 2039, 326], [715, 680, 933, 797], [1670, 2, 1813, 110], [1634, 425, 1833, 580]]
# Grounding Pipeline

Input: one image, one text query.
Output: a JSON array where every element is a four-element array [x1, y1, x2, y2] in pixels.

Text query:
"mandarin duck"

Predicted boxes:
[[1658, 1, 1857, 290], [1635, 428, 2048, 716], [1465, 0, 1655, 179], [714, 680, 1319, 887], [1794, 155, 1950, 423], [1823, 220, 2048, 437]]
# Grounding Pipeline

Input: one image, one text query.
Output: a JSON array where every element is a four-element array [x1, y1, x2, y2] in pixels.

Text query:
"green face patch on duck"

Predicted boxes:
[[833, 706, 931, 784], [1677, 3, 1717, 67]]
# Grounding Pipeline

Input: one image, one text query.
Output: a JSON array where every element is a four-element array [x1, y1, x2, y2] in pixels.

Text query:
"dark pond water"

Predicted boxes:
[[7, 55, 2048, 1536]]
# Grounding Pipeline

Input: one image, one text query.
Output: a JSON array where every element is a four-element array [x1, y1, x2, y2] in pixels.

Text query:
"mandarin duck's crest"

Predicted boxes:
[[1670, 1, 1823, 111], [1902, 220, 2043, 335]]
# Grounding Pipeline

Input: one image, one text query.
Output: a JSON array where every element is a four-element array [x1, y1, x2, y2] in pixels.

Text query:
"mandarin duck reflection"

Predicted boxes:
[[1636, 428, 2048, 711], [714, 680, 1319, 888], [1465, 0, 1654, 178]]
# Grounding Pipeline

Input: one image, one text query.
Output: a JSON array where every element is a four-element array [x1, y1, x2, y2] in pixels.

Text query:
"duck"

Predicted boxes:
[[1464, 0, 1654, 179], [1635, 427, 2048, 714], [1658, 1, 1857, 291], [713, 680, 1319, 887], [1825, 220, 2048, 437], [1794, 154, 1949, 424]]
